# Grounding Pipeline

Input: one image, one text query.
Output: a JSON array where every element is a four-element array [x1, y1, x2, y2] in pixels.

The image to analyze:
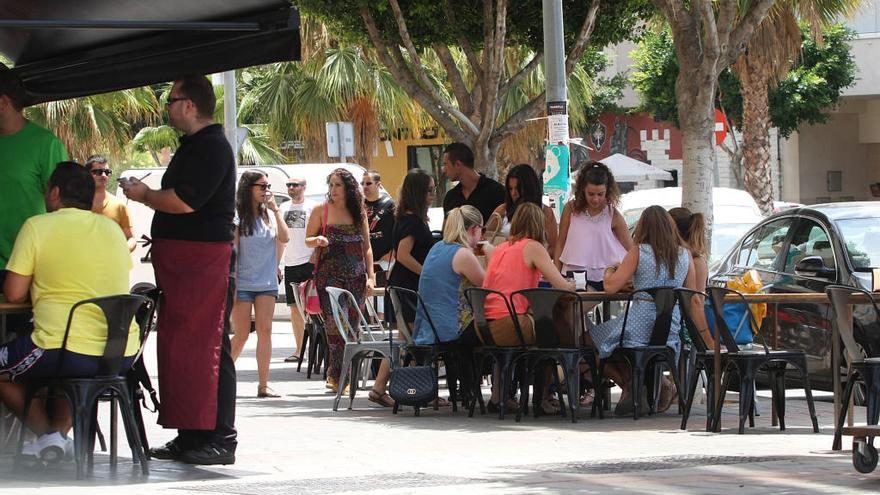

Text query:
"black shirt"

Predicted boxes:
[[388, 213, 433, 291], [151, 124, 236, 242], [442, 173, 506, 223], [365, 194, 396, 260]]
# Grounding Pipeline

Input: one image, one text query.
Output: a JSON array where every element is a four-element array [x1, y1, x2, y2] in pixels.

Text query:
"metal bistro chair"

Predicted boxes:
[[464, 287, 530, 420], [17, 294, 152, 479], [387, 286, 471, 413], [827, 285, 880, 450], [291, 281, 329, 379], [675, 288, 722, 431], [707, 287, 819, 434], [600, 287, 684, 420], [512, 288, 596, 423], [325, 287, 400, 411]]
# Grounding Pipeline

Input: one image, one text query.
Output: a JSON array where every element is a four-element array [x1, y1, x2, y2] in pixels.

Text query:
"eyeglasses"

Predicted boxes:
[[361, 181, 374, 186], [253, 183, 271, 191], [286, 182, 304, 188], [91, 169, 112, 177], [428, 186, 437, 193], [165, 96, 189, 106]]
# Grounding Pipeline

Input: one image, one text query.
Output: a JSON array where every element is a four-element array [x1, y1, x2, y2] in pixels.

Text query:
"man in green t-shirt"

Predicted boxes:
[[0, 69, 68, 291]]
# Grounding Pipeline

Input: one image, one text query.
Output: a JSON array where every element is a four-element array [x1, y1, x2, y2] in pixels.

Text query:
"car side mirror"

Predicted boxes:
[[794, 256, 835, 279]]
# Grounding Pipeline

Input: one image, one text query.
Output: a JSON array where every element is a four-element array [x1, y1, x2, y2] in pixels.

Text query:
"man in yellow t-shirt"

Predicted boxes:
[[85, 154, 136, 252], [0, 162, 135, 462]]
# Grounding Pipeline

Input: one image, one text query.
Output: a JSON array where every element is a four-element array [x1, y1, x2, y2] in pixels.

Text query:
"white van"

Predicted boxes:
[[118, 163, 368, 287]]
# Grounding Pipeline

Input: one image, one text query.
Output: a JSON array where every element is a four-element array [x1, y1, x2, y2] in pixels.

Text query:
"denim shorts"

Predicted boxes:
[[0, 333, 134, 381], [236, 289, 278, 302]]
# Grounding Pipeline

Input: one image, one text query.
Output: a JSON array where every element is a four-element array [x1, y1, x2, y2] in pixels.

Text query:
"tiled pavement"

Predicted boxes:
[[2, 322, 879, 494]]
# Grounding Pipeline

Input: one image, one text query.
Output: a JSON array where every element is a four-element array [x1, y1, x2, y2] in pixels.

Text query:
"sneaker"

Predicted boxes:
[[179, 443, 236, 465], [150, 437, 189, 460], [21, 432, 72, 463]]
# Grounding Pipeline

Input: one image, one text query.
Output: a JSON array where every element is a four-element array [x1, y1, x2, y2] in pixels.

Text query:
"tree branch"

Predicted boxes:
[[564, 0, 601, 75], [696, 0, 720, 76], [387, 0, 478, 135], [479, 0, 508, 144], [493, 91, 546, 145], [433, 43, 474, 118], [499, 51, 543, 103], [442, 0, 483, 88], [359, 6, 468, 143], [723, 0, 777, 69]]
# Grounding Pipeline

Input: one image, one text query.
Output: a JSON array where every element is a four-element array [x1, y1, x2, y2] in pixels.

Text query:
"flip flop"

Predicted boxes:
[[284, 354, 301, 363], [368, 389, 395, 407]]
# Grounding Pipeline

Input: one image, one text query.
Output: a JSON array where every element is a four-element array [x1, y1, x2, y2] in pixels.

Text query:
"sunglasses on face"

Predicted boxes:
[[165, 96, 189, 107], [361, 181, 374, 186], [286, 182, 304, 188], [91, 169, 112, 177], [253, 183, 270, 191]]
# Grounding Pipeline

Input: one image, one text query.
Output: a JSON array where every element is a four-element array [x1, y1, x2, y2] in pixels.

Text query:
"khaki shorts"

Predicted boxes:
[[480, 314, 535, 347]]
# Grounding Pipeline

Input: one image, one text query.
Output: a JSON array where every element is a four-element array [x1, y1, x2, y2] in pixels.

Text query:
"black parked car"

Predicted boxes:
[[710, 202, 880, 390]]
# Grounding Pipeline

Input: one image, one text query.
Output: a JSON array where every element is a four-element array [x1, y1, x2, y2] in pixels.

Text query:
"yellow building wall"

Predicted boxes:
[[368, 136, 445, 199]]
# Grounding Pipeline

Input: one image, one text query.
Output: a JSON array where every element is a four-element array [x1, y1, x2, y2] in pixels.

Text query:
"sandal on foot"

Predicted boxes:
[[487, 398, 520, 414], [257, 385, 281, 398], [579, 390, 595, 408], [657, 380, 677, 413], [368, 389, 395, 407], [284, 354, 301, 363], [433, 397, 452, 407]]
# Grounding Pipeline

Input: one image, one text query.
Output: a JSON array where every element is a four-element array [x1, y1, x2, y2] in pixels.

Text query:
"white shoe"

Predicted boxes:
[[20, 432, 73, 463]]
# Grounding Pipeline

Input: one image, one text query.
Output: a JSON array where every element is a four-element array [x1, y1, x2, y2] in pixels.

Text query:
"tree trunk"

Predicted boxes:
[[740, 62, 775, 216], [676, 75, 716, 231], [472, 136, 499, 180]]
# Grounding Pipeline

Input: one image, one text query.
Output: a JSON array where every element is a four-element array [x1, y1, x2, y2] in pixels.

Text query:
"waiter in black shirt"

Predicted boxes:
[[362, 170, 395, 278], [122, 74, 237, 466], [441, 142, 505, 223]]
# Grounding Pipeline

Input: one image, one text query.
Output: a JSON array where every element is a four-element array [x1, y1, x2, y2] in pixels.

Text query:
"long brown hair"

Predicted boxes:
[[669, 207, 707, 257], [508, 202, 545, 245], [236, 170, 269, 237], [327, 168, 365, 223], [633, 205, 683, 278], [396, 168, 433, 222], [572, 160, 620, 214]]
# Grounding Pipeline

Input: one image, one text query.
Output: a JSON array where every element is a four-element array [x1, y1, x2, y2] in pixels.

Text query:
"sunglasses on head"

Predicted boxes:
[[286, 182, 304, 188], [253, 183, 270, 191], [91, 169, 112, 177]]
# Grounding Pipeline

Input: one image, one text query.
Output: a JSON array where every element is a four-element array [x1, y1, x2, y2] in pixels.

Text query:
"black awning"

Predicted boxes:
[[0, 0, 301, 104]]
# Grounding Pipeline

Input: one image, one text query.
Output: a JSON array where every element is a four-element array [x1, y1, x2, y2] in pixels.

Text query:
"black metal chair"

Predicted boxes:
[[600, 287, 684, 420], [675, 288, 721, 431], [707, 287, 819, 434], [387, 286, 473, 413], [827, 285, 880, 450], [512, 288, 598, 422], [464, 287, 530, 420], [291, 281, 329, 379], [17, 294, 153, 479]]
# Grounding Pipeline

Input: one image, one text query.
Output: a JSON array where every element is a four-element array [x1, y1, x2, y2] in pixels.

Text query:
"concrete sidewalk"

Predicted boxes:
[[2, 322, 879, 494]]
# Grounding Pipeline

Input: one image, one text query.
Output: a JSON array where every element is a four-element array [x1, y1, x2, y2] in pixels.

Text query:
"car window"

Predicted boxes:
[[836, 218, 880, 269], [784, 219, 835, 273], [735, 219, 792, 270]]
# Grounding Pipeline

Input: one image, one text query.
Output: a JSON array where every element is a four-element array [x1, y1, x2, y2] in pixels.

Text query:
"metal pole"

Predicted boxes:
[[542, 0, 569, 219], [222, 70, 238, 165], [543, 0, 566, 104]]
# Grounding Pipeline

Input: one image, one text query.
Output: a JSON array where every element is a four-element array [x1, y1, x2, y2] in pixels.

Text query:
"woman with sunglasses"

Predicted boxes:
[[229, 171, 289, 398]]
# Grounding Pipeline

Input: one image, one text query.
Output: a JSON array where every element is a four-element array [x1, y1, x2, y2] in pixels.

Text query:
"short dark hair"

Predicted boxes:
[[0, 69, 27, 111], [364, 170, 381, 182], [49, 161, 95, 210], [85, 154, 108, 170], [174, 74, 216, 119], [444, 142, 474, 168]]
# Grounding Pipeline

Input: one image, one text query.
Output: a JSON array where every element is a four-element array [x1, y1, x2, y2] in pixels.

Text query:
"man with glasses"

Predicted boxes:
[[121, 74, 237, 465], [362, 170, 395, 275], [0, 68, 68, 294], [278, 177, 316, 363], [85, 154, 136, 252]]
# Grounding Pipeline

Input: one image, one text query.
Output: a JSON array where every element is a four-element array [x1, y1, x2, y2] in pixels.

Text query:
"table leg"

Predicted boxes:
[[714, 329, 722, 432], [771, 302, 778, 427], [831, 302, 849, 450]]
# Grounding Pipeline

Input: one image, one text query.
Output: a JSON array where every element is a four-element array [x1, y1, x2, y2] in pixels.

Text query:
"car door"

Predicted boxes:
[[714, 217, 795, 287], [772, 217, 838, 380]]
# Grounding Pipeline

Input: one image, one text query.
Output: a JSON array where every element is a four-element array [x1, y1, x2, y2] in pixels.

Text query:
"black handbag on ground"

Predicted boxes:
[[387, 316, 438, 415]]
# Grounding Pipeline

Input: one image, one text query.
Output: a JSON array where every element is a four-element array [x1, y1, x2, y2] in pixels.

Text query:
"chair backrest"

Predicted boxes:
[[511, 288, 581, 348], [387, 286, 441, 345], [826, 284, 880, 363], [707, 286, 768, 354], [289, 281, 309, 323], [59, 294, 151, 378], [386, 285, 415, 344], [464, 287, 526, 347], [324, 286, 373, 344], [619, 287, 677, 348], [674, 287, 711, 353]]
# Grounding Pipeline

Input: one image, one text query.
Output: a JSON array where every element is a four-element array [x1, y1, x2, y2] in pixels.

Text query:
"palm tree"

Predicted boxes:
[[734, 0, 864, 215], [25, 87, 160, 162]]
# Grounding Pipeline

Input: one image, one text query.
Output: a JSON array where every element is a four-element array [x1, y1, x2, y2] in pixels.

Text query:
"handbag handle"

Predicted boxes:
[[311, 203, 329, 275]]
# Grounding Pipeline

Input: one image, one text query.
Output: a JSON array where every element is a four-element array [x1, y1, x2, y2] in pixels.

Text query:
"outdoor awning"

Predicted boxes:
[[0, 0, 300, 105], [599, 153, 673, 182]]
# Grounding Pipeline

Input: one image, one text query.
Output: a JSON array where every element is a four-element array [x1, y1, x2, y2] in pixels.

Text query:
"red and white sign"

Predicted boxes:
[[714, 109, 728, 145]]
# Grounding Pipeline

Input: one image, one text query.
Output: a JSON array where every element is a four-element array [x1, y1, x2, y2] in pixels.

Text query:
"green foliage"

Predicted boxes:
[[631, 23, 857, 135], [769, 23, 857, 137], [297, 0, 654, 55], [579, 49, 627, 124]]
